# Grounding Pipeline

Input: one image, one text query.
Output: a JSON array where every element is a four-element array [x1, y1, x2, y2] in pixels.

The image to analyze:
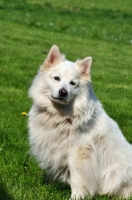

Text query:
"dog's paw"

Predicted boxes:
[[69, 194, 83, 200], [69, 193, 92, 200]]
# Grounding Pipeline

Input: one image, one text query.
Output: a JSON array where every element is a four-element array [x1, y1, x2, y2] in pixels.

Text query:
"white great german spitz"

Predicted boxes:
[[28, 45, 132, 199]]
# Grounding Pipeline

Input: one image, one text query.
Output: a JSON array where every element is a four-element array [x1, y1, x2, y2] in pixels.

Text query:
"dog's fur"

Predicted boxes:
[[28, 45, 132, 199]]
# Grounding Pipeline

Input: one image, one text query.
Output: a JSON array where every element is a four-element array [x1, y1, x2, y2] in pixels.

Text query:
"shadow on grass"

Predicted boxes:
[[0, 183, 14, 200], [41, 173, 70, 194]]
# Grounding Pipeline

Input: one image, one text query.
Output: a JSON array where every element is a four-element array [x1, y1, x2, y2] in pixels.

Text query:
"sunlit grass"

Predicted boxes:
[[0, 0, 132, 199]]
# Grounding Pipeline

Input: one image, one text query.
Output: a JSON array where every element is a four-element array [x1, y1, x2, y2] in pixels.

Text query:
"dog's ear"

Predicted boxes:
[[76, 57, 92, 75], [47, 45, 61, 64], [44, 45, 64, 68]]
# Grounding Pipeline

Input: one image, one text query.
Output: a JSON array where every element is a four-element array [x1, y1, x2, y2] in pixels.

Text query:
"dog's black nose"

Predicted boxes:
[[59, 88, 68, 97]]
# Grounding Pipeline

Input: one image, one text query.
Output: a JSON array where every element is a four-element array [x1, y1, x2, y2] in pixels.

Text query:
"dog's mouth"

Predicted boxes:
[[51, 95, 68, 104]]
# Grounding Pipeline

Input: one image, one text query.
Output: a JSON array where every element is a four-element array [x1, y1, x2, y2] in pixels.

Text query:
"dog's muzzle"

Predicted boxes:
[[51, 88, 68, 104]]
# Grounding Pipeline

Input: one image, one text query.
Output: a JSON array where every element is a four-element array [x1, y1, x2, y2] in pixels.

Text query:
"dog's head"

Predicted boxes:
[[29, 45, 92, 107]]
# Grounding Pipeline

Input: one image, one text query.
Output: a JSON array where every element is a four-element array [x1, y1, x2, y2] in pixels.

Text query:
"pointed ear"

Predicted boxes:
[[47, 45, 63, 65], [76, 57, 92, 75]]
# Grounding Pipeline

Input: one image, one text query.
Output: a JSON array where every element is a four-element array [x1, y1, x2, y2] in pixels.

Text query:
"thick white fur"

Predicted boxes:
[[28, 45, 132, 199]]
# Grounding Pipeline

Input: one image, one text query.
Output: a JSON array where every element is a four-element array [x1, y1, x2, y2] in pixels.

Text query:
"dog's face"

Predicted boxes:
[[41, 45, 92, 105], [46, 61, 81, 104], [29, 45, 92, 106]]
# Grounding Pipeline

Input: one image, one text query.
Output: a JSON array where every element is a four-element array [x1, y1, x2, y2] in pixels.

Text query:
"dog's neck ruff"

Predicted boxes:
[[34, 93, 102, 132], [35, 99, 74, 118], [35, 104, 47, 113]]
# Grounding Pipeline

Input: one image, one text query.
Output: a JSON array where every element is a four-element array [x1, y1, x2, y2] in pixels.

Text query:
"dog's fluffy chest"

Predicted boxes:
[[29, 107, 73, 180]]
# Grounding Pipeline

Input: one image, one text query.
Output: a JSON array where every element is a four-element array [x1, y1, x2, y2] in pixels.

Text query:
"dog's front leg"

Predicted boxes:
[[69, 143, 100, 199]]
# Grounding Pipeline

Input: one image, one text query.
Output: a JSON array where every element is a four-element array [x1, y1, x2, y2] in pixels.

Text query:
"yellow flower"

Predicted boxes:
[[22, 112, 27, 116]]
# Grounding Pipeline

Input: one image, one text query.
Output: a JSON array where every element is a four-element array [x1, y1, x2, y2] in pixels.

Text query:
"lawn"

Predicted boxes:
[[0, 0, 132, 199]]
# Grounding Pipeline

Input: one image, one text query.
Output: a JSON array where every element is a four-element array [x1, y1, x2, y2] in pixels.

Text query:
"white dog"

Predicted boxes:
[[28, 45, 132, 199]]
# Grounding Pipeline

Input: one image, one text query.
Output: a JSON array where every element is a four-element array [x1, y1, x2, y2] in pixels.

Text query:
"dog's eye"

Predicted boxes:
[[70, 81, 76, 86], [54, 76, 60, 81]]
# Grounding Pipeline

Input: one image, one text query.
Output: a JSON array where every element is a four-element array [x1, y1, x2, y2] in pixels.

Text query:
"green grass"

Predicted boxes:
[[0, 0, 132, 199]]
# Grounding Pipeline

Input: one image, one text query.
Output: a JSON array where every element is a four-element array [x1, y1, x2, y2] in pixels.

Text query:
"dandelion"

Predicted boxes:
[[110, 54, 112, 57], [22, 112, 27, 116]]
